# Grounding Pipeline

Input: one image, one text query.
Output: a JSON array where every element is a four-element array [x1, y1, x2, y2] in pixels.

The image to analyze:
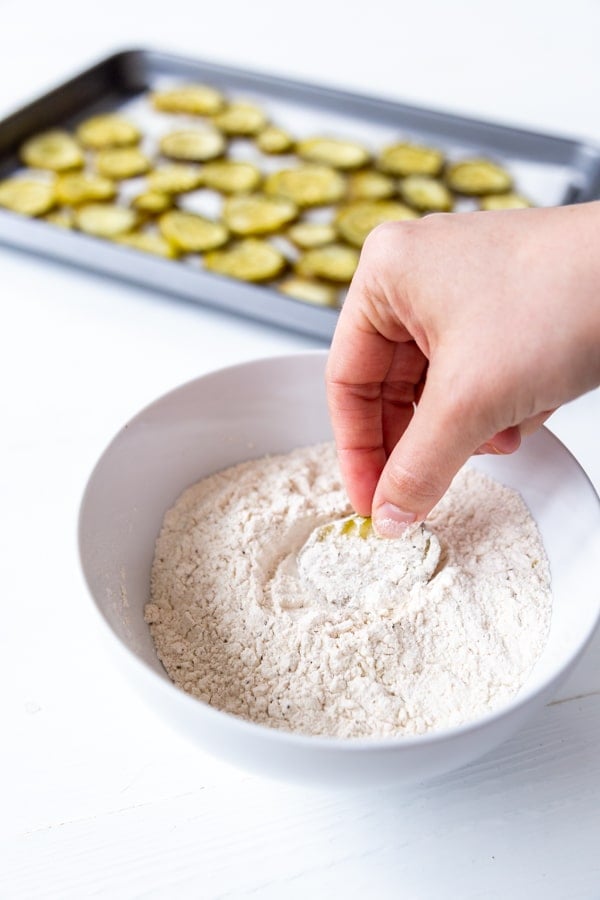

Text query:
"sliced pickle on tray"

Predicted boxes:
[[147, 164, 204, 194], [204, 239, 286, 282], [200, 160, 262, 194], [21, 130, 84, 172], [480, 192, 531, 210], [159, 129, 226, 162], [295, 243, 359, 282], [116, 231, 179, 258], [213, 103, 268, 136], [335, 200, 418, 247], [264, 165, 346, 207], [256, 126, 295, 154], [95, 147, 151, 180], [55, 172, 117, 206], [347, 170, 395, 201], [76, 114, 141, 149], [151, 84, 226, 116], [0, 177, 56, 216], [399, 175, 453, 212], [279, 277, 339, 307], [158, 210, 229, 252], [446, 159, 513, 195], [296, 137, 370, 170], [223, 194, 298, 235], [287, 221, 337, 248], [75, 203, 138, 237], [377, 142, 444, 177]]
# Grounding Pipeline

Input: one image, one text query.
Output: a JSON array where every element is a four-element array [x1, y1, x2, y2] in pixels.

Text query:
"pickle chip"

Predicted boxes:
[[213, 103, 267, 136], [131, 190, 173, 215], [287, 221, 337, 248], [335, 200, 418, 247], [159, 129, 226, 162], [147, 164, 203, 194], [0, 177, 55, 216], [256, 126, 294, 154], [159, 210, 229, 252], [399, 175, 453, 212], [76, 114, 141, 149], [116, 231, 179, 258], [297, 137, 370, 170], [378, 142, 444, 177], [347, 170, 395, 201], [480, 192, 531, 210], [223, 194, 297, 235], [446, 159, 513, 195], [21, 130, 84, 172], [204, 238, 286, 282], [279, 277, 338, 307], [55, 172, 117, 206], [75, 203, 138, 237], [295, 243, 359, 283], [264, 165, 346, 207], [201, 160, 262, 194], [95, 147, 151, 180], [44, 207, 75, 228], [151, 84, 226, 116]]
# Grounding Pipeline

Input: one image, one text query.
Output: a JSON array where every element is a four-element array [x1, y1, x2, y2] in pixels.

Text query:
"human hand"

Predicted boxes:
[[326, 202, 600, 537]]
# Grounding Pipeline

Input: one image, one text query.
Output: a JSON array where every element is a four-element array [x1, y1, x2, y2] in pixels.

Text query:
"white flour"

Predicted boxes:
[[146, 442, 552, 738]]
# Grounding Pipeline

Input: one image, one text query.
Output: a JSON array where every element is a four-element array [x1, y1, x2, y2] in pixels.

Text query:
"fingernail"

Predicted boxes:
[[373, 502, 417, 538]]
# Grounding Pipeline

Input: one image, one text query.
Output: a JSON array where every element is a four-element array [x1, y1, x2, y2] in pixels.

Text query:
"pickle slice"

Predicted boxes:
[[44, 207, 74, 228], [347, 170, 395, 201], [223, 194, 297, 235], [76, 114, 141, 149], [279, 277, 338, 307], [159, 210, 229, 252], [95, 147, 151, 180], [287, 221, 337, 248], [151, 84, 226, 116], [159, 129, 225, 162], [131, 191, 173, 215], [75, 203, 138, 237], [264, 165, 346, 207], [0, 177, 55, 216], [446, 159, 513, 195], [204, 239, 286, 282], [55, 172, 117, 206], [295, 244, 359, 283], [335, 200, 418, 247], [399, 175, 453, 212], [256, 126, 294, 154], [297, 137, 370, 171], [378, 142, 444, 177], [201, 160, 262, 194], [147, 164, 203, 194], [213, 103, 267, 136], [116, 231, 179, 258], [480, 192, 531, 210], [21, 130, 84, 172]]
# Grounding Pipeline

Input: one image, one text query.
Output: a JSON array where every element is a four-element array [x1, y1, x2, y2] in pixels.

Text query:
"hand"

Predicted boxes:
[[326, 202, 600, 536]]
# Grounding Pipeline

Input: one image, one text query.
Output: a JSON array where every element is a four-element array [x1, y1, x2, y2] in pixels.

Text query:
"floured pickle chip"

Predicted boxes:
[[95, 147, 151, 180], [347, 169, 395, 201], [159, 129, 225, 162], [201, 160, 261, 194], [297, 137, 370, 170], [399, 175, 453, 212], [213, 103, 267, 136], [55, 172, 116, 206], [335, 200, 417, 247], [76, 114, 141, 149], [480, 192, 531, 210], [256, 126, 294, 154], [204, 239, 286, 282], [287, 221, 337, 248], [378, 142, 444, 177], [0, 177, 55, 216], [159, 210, 228, 252], [116, 231, 179, 258], [147, 164, 203, 194], [21, 130, 84, 172], [265, 165, 345, 207], [45, 207, 75, 228], [151, 84, 226, 116], [131, 191, 173, 215], [295, 243, 359, 283], [446, 159, 512, 195], [279, 277, 338, 307], [75, 203, 138, 237], [223, 194, 297, 235]]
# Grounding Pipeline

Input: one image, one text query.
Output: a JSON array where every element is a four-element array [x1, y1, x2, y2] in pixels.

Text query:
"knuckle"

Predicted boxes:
[[384, 459, 444, 508]]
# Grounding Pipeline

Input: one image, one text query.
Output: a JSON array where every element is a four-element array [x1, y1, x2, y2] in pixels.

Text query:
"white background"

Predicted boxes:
[[1, 1, 599, 897]]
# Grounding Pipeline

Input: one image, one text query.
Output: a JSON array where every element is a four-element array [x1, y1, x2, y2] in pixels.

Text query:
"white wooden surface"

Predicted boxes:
[[1, 1, 599, 897]]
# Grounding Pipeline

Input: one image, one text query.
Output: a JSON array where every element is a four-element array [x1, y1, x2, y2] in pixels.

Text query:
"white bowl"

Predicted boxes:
[[79, 351, 600, 788]]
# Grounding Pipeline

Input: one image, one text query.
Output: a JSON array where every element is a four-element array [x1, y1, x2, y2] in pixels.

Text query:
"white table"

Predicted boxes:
[[2, 2, 599, 897]]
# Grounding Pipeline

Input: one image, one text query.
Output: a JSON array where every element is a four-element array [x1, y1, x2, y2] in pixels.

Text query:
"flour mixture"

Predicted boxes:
[[145, 442, 552, 738]]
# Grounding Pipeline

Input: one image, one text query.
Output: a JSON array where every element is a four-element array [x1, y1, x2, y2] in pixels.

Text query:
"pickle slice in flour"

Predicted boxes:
[[116, 231, 179, 258], [347, 169, 395, 201], [480, 192, 531, 210], [147, 164, 203, 194], [295, 243, 359, 283], [76, 114, 141, 149], [446, 159, 513, 195], [296, 137, 370, 170], [75, 203, 138, 237], [256, 126, 295, 154], [159, 129, 226, 162], [213, 103, 268, 136], [151, 84, 226, 116], [264, 165, 346, 207], [0, 177, 55, 216], [55, 172, 117, 206], [203, 239, 286, 282], [278, 276, 338, 307], [223, 194, 297, 235], [378, 142, 444, 177], [335, 200, 417, 248], [95, 147, 151, 180], [21, 130, 84, 172], [200, 160, 262, 194], [158, 210, 229, 252], [399, 175, 453, 212], [287, 221, 337, 249], [131, 190, 173, 215]]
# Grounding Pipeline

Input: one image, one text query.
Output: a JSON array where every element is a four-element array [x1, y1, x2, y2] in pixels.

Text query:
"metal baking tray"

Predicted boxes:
[[1, 48, 599, 341]]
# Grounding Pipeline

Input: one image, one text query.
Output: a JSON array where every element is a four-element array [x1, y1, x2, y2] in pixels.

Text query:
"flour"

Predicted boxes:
[[145, 442, 552, 738]]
